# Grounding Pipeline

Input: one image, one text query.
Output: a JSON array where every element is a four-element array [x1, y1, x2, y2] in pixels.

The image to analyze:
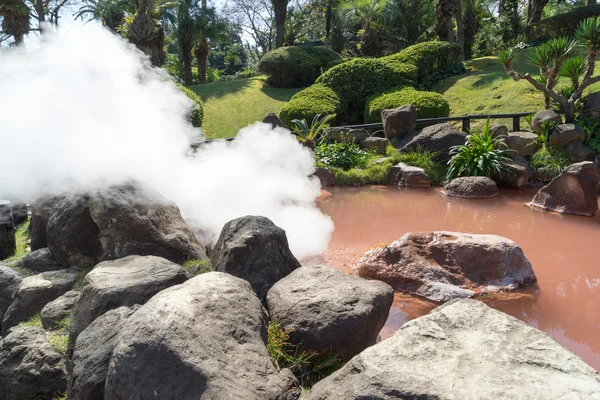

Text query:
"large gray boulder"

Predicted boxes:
[[267, 264, 393, 361], [70, 255, 188, 342], [382, 104, 416, 139], [0, 326, 68, 400], [492, 156, 529, 189], [40, 290, 80, 330], [489, 123, 508, 139], [104, 272, 299, 400], [68, 305, 139, 400], [0, 266, 22, 324], [309, 299, 600, 400], [532, 109, 562, 133], [360, 137, 389, 154], [30, 196, 57, 251], [504, 131, 539, 158], [326, 127, 367, 144], [442, 176, 499, 199], [354, 231, 536, 302], [311, 167, 336, 187], [21, 248, 65, 272], [566, 141, 597, 163], [387, 163, 430, 187], [47, 180, 207, 268], [529, 161, 599, 216], [210, 216, 301, 301], [550, 123, 585, 147], [2, 269, 79, 335], [401, 123, 467, 161]]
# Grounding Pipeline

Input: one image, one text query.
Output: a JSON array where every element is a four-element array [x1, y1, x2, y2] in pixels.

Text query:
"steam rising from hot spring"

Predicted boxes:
[[0, 24, 333, 259]]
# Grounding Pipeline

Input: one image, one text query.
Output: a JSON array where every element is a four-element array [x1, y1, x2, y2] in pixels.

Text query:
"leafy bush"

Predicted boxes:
[[526, 5, 600, 42], [291, 114, 336, 149], [364, 87, 450, 123], [398, 148, 446, 183], [316, 58, 417, 120], [178, 85, 204, 127], [330, 162, 393, 185], [383, 41, 463, 82], [315, 142, 371, 171], [259, 46, 343, 88], [279, 84, 342, 127], [531, 145, 571, 177], [446, 118, 513, 180]]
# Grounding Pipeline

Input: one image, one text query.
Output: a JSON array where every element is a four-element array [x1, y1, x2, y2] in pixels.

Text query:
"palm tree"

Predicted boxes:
[[177, 0, 198, 85], [435, 0, 456, 42], [75, 0, 128, 32], [0, 0, 29, 45], [194, 1, 227, 83], [272, 0, 288, 48], [342, 0, 388, 56], [462, 0, 485, 60]]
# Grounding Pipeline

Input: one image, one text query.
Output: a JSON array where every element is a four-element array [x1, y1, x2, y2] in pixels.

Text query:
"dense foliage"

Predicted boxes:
[[178, 85, 204, 127], [291, 114, 336, 149], [383, 41, 462, 82], [364, 87, 450, 123], [530, 145, 571, 177], [279, 84, 342, 126], [259, 46, 342, 88], [526, 5, 600, 42], [315, 142, 371, 170]]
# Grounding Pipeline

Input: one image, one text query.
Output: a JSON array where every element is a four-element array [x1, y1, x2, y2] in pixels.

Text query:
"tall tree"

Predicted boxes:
[[435, 0, 456, 42], [177, 0, 197, 85], [194, 1, 227, 83], [224, 0, 274, 54], [0, 0, 29, 45], [385, 0, 434, 51], [272, 0, 287, 47], [462, 0, 483, 60], [127, 0, 176, 66], [527, 0, 549, 25], [342, 0, 388, 56], [75, 0, 128, 32], [498, 0, 520, 45]]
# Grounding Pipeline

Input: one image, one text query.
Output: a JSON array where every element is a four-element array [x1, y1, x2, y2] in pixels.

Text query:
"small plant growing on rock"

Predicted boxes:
[[536, 120, 557, 145], [291, 113, 336, 149], [446, 118, 513, 181], [530, 145, 571, 178], [499, 16, 600, 122]]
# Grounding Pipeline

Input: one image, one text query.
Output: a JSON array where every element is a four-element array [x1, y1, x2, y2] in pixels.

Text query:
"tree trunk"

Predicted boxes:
[[183, 51, 193, 86], [464, 32, 473, 60], [196, 40, 209, 83], [13, 32, 24, 45], [325, 0, 332, 48], [272, 0, 288, 48], [528, 0, 548, 24], [455, 0, 464, 58], [564, 102, 575, 123], [35, 0, 47, 32], [0, 201, 16, 260]]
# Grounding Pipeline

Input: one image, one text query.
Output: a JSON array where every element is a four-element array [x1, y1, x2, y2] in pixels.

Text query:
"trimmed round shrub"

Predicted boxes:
[[384, 41, 462, 82], [364, 87, 450, 123], [259, 46, 343, 88], [179, 85, 204, 127], [279, 84, 342, 127]]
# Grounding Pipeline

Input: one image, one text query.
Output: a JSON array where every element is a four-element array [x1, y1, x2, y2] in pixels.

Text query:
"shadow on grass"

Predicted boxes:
[[188, 78, 253, 101], [260, 84, 303, 102]]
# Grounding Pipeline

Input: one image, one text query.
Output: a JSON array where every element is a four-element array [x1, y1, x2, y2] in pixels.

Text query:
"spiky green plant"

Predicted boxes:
[[291, 114, 336, 149], [536, 120, 557, 145], [560, 56, 586, 89], [446, 118, 513, 181], [575, 16, 600, 51], [531, 145, 571, 177]]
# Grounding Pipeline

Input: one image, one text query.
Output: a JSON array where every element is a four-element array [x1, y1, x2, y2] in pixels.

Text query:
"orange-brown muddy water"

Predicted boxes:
[[317, 186, 600, 371]]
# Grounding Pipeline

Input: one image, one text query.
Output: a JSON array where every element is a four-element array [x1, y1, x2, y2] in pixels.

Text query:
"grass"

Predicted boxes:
[[182, 258, 213, 277], [2, 219, 30, 264], [530, 145, 571, 177], [72, 266, 93, 290], [397, 148, 446, 183], [19, 313, 43, 328], [190, 76, 302, 139]]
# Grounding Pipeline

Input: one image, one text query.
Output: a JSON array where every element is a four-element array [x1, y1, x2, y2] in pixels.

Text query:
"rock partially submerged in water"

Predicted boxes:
[[529, 161, 599, 216], [353, 231, 536, 302], [387, 163, 430, 187], [442, 176, 499, 198], [308, 299, 600, 400], [267, 264, 393, 361]]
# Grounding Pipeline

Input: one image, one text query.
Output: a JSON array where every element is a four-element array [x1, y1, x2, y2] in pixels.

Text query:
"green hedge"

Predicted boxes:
[[279, 84, 342, 127], [179, 85, 204, 127], [525, 5, 600, 41], [258, 46, 343, 88], [364, 87, 450, 123], [383, 41, 462, 82]]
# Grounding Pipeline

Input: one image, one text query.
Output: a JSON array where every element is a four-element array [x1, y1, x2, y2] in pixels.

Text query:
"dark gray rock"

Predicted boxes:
[[550, 124, 585, 147], [311, 167, 336, 187], [326, 127, 367, 144], [359, 137, 389, 154], [2, 269, 79, 335], [11, 203, 28, 226], [104, 272, 299, 400], [529, 161, 599, 216], [263, 113, 287, 130], [504, 131, 539, 158], [492, 156, 529, 189], [0, 326, 67, 400], [584, 91, 600, 119], [489, 123, 508, 139], [40, 290, 80, 330], [401, 123, 467, 161], [68, 305, 139, 400], [532, 110, 562, 133], [0, 266, 22, 324], [382, 104, 416, 139], [21, 248, 65, 272], [70, 255, 188, 342], [47, 180, 207, 267], [387, 163, 430, 187], [30, 196, 57, 251], [566, 141, 597, 163], [267, 264, 393, 361], [210, 216, 301, 301], [442, 177, 499, 199], [308, 299, 600, 400]]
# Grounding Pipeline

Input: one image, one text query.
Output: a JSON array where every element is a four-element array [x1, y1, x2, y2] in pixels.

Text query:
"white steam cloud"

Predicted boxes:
[[0, 24, 333, 260]]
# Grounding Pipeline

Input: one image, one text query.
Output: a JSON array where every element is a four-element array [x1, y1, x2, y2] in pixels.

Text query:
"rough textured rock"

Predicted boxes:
[[489, 123, 508, 139], [0, 266, 22, 324], [0, 326, 68, 400], [326, 127, 367, 143], [263, 113, 287, 129], [532, 109, 562, 133], [504, 131, 539, 158], [210, 216, 301, 301], [354, 231, 536, 302], [308, 299, 600, 400], [104, 272, 298, 400], [267, 264, 393, 361], [21, 248, 65, 272], [492, 156, 529, 189], [387, 163, 431, 187], [550, 123, 585, 147], [359, 137, 389, 154], [70, 255, 188, 342], [69, 305, 139, 400], [10, 203, 28, 226], [529, 161, 599, 216], [30, 196, 57, 251], [401, 123, 467, 161], [311, 167, 336, 187], [382, 105, 417, 139], [442, 177, 499, 198], [567, 141, 597, 163], [2, 269, 79, 335], [47, 180, 207, 267], [40, 290, 80, 330]]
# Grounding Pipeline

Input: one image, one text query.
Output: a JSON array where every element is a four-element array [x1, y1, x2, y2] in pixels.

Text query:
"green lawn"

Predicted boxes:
[[189, 76, 302, 139]]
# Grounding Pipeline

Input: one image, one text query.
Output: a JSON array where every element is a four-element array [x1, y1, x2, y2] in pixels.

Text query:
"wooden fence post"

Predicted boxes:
[[512, 117, 521, 132], [0, 200, 16, 260]]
